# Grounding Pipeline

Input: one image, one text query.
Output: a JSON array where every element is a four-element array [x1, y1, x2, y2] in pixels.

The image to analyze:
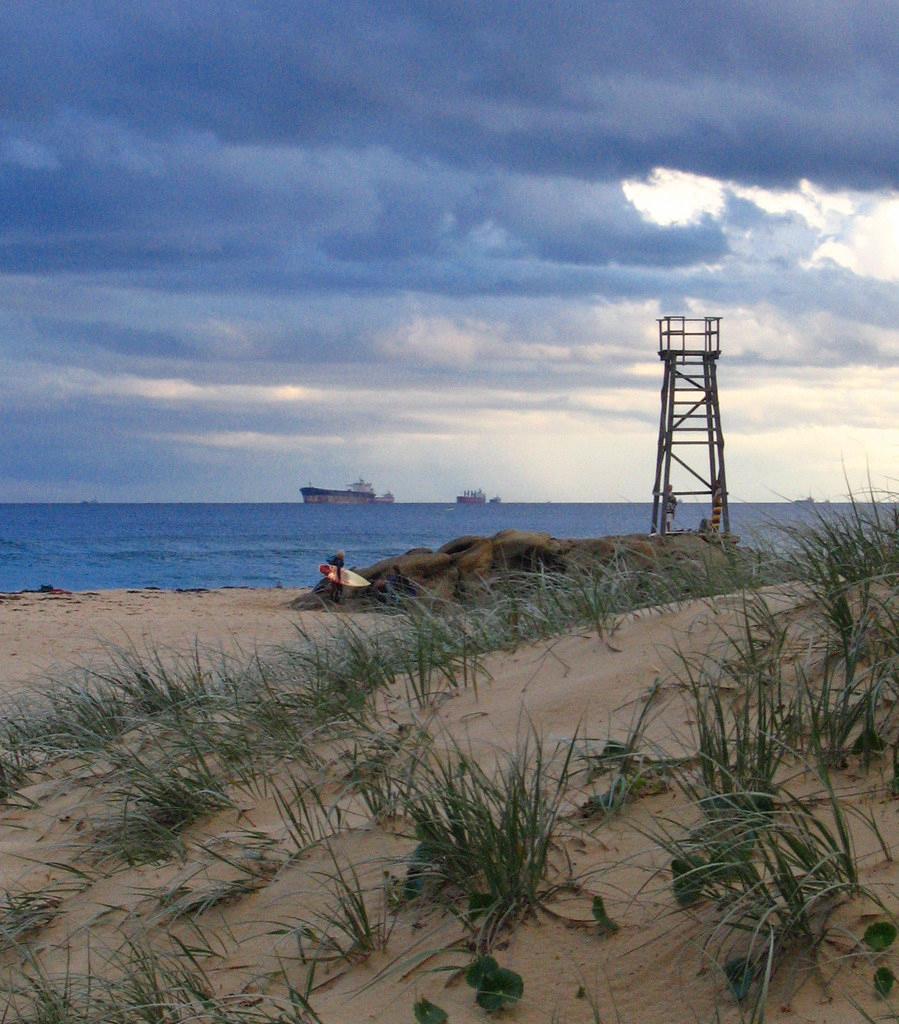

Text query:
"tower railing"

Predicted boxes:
[[657, 315, 721, 357]]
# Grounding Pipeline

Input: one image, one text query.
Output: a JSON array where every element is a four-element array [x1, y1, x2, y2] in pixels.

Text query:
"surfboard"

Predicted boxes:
[[318, 564, 371, 588]]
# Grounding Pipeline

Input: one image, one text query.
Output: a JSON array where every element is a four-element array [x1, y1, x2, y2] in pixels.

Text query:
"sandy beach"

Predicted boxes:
[[0, 587, 319, 696], [1, 556, 898, 1024]]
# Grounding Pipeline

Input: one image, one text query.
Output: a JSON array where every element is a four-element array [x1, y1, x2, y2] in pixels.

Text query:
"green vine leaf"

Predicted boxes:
[[414, 997, 449, 1024], [865, 922, 898, 952], [591, 895, 619, 934], [466, 956, 524, 1012], [465, 955, 499, 991], [475, 966, 524, 1012], [875, 967, 895, 999]]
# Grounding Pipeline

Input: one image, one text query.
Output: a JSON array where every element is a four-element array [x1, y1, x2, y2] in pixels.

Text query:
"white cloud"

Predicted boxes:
[[162, 431, 347, 450], [623, 167, 899, 286], [732, 179, 856, 232], [376, 316, 495, 367], [95, 376, 322, 404], [695, 301, 899, 366], [13, 367, 321, 406], [809, 196, 899, 282], [621, 168, 726, 226]]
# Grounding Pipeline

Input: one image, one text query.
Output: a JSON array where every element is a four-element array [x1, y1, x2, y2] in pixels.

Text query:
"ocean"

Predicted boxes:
[[0, 501, 845, 593]]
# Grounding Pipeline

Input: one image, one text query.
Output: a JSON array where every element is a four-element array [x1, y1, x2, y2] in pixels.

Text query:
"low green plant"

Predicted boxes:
[[722, 957, 755, 1002], [0, 745, 31, 801], [591, 894, 619, 934], [655, 777, 867, 1013], [400, 731, 573, 946], [2, 952, 96, 1024], [578, 680, 671, 818], [149, 876, 265, 923], [341, 724, 427, 824], [797, 653, 891, 770], [288, 844, 394, 965], [465, 955, 524, 1012], [777, 494, 899, 769], [395, 607, 468, 707], [0, 887, 66, 950], [686, 664, 788, 800], [97, 746, 233, 864], [674, 594, 795, 801], [4, 939, 327, 1024], [414, 997, 449, 1024], [6, 681, 130, 759], [781, 490, 899, 589], [270, 767, 343, 854]]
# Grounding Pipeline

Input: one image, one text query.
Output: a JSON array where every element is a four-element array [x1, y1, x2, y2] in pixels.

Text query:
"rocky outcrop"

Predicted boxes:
[[289, 529, 735, 610]]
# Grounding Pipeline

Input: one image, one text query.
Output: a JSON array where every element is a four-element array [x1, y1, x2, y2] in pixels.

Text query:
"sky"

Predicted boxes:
[[1, 1, 898, 503]]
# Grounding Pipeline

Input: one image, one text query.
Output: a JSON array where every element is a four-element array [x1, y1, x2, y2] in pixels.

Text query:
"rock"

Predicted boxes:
[[289, 529, 737, 611], [454, 539, 494, 577], [491, 530, 564, 572], [437, 536, 484, 556]]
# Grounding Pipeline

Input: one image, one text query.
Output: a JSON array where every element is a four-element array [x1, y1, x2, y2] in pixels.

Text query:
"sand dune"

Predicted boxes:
[[0, 576, 897, 1023]]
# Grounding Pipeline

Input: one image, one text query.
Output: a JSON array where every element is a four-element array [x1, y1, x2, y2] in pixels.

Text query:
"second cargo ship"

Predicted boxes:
[[300, 478, 395, 504]]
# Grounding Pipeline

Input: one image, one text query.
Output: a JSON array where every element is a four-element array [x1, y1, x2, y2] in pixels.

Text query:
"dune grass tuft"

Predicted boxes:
[[398, 729, 574, 948]]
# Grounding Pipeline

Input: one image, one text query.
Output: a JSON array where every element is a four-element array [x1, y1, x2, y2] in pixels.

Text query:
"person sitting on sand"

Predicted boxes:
[[374, 565, 420, 605]]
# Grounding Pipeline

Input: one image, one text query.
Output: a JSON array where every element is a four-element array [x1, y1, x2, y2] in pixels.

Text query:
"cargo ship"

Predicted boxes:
[[300, 478, 395, 504], [456, 489, 486, 505]]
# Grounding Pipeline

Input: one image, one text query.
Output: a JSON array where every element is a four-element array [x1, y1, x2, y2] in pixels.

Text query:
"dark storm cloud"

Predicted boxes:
[[2, 0, 893, 295], [0, 122, 727, 289], [2, 0, 896, 187]]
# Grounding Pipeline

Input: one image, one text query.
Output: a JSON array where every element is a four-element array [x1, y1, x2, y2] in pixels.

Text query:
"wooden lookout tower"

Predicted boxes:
[[650, 316, 729, 535]]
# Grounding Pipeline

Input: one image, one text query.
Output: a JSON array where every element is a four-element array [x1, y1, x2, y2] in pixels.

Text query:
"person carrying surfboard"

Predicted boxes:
[[316, 557, 371, 604], [327, 549, 346, 604]]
